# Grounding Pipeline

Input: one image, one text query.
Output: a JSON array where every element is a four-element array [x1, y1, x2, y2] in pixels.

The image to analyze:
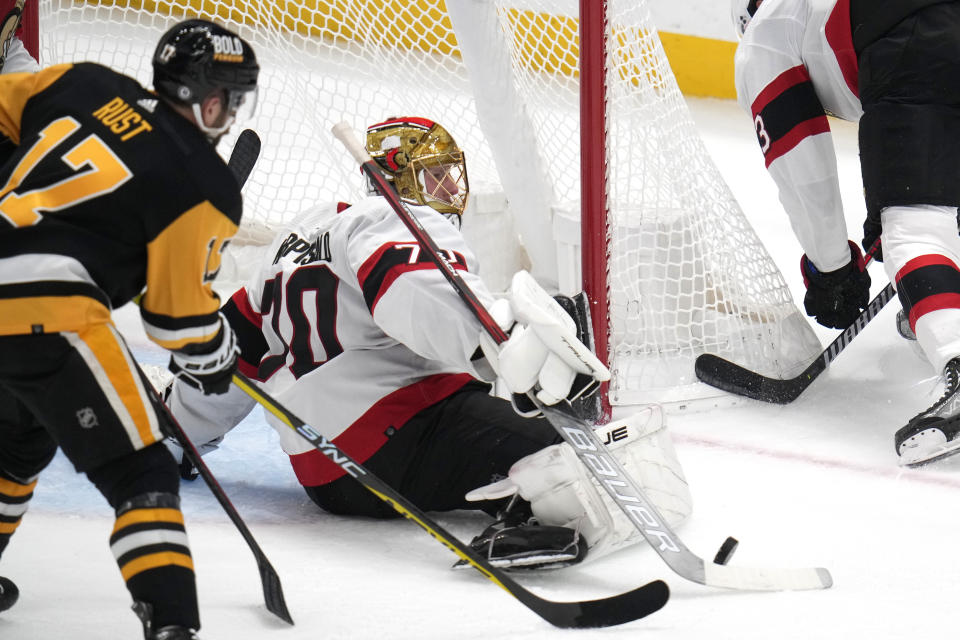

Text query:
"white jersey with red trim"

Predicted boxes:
[[168, 196, 496, 486], [734, 0, 860, 272]]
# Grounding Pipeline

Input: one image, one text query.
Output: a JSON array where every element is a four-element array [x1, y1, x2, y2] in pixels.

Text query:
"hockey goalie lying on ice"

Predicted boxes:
[[156, 116, 692, 569]]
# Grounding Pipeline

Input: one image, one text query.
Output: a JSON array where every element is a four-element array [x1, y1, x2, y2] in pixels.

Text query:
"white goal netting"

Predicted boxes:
[[36, 0, 822, 407]]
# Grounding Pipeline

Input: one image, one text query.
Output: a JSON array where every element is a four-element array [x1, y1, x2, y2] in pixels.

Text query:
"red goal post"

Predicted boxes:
[[16, 0, 37, 60]]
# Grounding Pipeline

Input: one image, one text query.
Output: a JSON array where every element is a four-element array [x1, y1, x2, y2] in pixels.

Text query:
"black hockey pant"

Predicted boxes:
[[0, 327, 199, 630], [304, 380, 562, 518]]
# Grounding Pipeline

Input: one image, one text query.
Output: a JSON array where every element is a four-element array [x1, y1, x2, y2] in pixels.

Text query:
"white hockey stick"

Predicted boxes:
[[332, 120, 832, 592]]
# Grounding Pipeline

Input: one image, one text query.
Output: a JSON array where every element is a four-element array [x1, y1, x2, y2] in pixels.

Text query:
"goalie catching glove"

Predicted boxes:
[[168, 313, 239, 395], [479, 271, 610, 416]]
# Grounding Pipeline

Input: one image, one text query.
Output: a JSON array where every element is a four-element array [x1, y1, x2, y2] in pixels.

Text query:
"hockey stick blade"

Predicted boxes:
[[227, 129, 261, 187], [176, 427, 293, 624], [232, 373, 668, 628], [331, 121, 830, 593], [695, 283, 896, 403], [539, 403, 832, 591], [167, 424, 293, 624]]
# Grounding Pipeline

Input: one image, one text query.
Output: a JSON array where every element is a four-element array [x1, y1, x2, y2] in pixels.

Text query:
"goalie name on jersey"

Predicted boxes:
[[273, 230, 332, 265]]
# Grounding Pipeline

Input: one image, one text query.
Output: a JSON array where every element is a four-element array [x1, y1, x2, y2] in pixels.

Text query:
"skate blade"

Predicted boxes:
[[900, 439, 960, 468], [452, 552, 581, 572]]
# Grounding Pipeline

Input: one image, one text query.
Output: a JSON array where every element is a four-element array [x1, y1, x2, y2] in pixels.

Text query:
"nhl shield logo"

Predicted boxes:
[[76, 407, 99, 429]]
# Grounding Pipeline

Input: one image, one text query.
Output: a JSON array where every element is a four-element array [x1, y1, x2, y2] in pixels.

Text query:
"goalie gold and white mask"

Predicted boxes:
[[365, 117, 469, 220]]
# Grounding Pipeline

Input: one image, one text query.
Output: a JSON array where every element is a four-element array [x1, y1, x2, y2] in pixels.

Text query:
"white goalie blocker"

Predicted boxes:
[[468, 407, 692, 562]]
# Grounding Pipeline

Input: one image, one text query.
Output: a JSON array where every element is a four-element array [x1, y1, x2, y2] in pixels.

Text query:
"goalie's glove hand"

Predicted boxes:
[[168, 314, 239, 395], [480, 271, 610, 416], [800, 240, 871, 330]]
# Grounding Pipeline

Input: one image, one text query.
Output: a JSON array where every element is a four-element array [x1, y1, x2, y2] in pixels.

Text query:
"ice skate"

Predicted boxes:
[[133, 601, 200, 640], [896, 358, 960, 466], [151, 626, 200, 640], [453, 499, 586, 571], [0, 576, 19, 613]]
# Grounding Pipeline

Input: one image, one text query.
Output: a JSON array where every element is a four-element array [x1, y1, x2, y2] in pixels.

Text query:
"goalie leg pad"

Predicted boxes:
[[507, 405, 692, 561]]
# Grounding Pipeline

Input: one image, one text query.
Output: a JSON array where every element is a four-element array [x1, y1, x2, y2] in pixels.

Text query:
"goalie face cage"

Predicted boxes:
[[36, 0, 821, 410]]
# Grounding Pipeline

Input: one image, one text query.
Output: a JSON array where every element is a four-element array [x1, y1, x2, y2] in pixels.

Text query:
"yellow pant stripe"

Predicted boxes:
[[119, 551, 194, 581], [76, 323, 157, 448]]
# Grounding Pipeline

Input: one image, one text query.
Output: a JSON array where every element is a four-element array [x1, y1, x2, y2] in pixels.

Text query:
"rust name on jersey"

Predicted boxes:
[[92, 97, 153, 142], [274, 231, 331, 266]]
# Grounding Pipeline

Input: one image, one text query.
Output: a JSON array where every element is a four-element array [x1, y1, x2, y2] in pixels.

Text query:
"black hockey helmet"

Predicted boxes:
[[152, 19, 259, 133]]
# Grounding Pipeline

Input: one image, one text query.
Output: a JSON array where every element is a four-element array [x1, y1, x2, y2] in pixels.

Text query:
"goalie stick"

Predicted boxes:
[[331, 121, 833, 592], [695, 241, 892, 404], [231, 373, 669, 628]]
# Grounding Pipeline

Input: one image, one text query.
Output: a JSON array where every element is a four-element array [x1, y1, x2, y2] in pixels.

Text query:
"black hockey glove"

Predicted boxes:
[[800, 240, 871, 330], [861, 215, 883, 263], [168, 315, 239, 395]]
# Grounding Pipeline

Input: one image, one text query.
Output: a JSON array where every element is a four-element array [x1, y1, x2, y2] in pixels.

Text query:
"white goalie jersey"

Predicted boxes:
[[734, 0, 860, 273], [167, 197, 497, 486], [3, 37, 38, 74]]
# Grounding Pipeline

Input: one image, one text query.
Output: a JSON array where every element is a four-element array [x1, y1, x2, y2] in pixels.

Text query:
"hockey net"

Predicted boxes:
[[34, 0, 821, 408]]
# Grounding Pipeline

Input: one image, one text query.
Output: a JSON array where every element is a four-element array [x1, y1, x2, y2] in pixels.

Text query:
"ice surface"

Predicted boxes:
[[3, 97, 958, 640]]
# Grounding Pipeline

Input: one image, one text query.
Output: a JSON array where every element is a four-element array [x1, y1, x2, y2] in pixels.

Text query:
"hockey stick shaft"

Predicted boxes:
[[332, 122, 831, 592], [231, 373, 668, 628], [193, 127, 292, 622], [695, 240, 893, 404]]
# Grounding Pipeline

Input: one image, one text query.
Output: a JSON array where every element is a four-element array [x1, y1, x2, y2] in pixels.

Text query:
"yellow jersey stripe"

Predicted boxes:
[[0, 296, 111, 336]]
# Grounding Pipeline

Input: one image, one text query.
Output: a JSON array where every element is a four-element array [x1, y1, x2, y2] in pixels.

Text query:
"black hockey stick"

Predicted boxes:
[[183, 127, 292, 623], [141, 368, 293, 625], [694, 241, 892, 403], [129, 130, 293, 624], [331, 122, 832, 592], [696, 283, 895, 403], [230, 373, 668, 628]]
